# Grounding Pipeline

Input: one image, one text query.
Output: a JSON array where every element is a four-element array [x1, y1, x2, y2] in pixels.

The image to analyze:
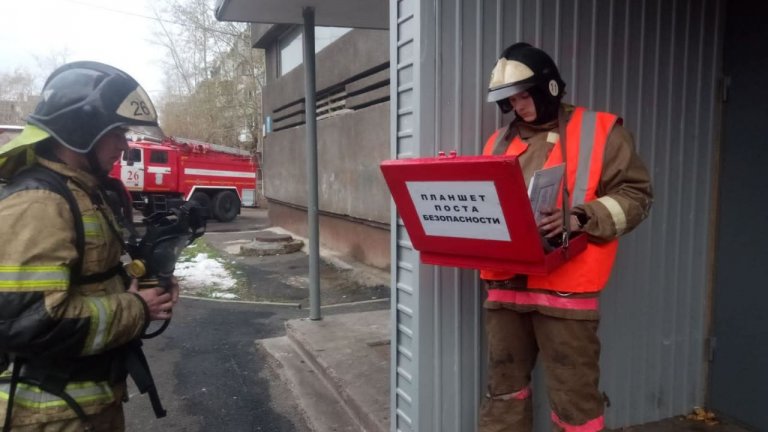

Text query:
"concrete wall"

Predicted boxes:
[[258, 28, 391, 269], [269, 201, 390, 270], [262, 29, 388, 105], [264, 102, 390, 224]]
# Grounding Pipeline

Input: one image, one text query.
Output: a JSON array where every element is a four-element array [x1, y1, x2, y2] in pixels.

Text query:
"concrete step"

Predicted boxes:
[[260, 336, 360, 431], [259, 310, 391, 432]]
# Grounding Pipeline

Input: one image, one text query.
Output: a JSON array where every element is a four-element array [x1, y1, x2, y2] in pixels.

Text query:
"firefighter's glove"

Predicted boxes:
[[129, 278, 175, 322]]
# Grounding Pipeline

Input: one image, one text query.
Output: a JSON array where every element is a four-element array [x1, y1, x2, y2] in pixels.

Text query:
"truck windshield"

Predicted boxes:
[[123, 148, 142, 163]]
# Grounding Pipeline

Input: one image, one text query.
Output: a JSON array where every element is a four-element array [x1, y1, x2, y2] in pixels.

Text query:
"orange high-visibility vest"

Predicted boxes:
[[481, 107, 619, 293]]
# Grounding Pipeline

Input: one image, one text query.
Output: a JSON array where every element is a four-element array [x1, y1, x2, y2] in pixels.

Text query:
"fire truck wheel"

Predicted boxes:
[[213, 190, 240, 222], [190, 191, 211, 210]]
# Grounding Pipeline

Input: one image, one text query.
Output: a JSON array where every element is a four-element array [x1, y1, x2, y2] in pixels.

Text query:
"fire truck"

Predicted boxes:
[[110, 136, 258, 222]]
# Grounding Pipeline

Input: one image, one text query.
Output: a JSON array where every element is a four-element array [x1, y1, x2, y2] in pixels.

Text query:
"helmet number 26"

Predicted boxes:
[[131, 100, 152, 117]]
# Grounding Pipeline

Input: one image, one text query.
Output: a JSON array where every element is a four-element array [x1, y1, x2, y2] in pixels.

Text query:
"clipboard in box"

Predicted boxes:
[[379, 153, 586, 275]]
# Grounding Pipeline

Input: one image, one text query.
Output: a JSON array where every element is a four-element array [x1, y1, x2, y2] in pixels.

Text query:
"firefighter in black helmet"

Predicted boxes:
[[478, 44, 653, 431], [0, 61, 177, 431]]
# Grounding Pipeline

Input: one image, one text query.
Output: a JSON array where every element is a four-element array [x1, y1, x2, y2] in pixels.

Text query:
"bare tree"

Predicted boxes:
[[152, 0, 265, 150], [0, 68, 39, 125], [33, 49, 72, 80], [0, 69, 35, 101], [0, 49, 72, 125]]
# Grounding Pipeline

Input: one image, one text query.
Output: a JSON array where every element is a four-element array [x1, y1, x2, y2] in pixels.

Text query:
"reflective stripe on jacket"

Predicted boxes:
[[481, 106, 619, 293], [0, 380, 114, 410]]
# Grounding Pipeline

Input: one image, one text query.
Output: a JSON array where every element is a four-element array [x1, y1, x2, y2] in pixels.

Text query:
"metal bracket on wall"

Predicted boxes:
[[721, 76, 731, 102], [707, 336, 717, 362]]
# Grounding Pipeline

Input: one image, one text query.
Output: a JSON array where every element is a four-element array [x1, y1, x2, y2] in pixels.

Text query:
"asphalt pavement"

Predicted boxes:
[[124, 298, 311, 432], [123, 207, 391, 432]]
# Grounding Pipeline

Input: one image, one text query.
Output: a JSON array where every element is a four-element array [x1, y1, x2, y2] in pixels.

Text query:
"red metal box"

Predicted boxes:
[[380, 154, 586, 275]]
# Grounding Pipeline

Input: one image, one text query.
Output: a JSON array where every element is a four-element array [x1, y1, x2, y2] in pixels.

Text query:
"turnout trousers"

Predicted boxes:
[[478, 309, 605, 432], [8, 401, 124, 432]]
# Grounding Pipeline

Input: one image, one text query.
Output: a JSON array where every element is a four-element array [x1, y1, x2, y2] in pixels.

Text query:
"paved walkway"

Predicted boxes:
[[262, 307, 755, 432], [261, 310, 390, 432]]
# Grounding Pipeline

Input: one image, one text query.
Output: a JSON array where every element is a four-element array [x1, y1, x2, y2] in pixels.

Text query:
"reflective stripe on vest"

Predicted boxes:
[[481, 107, 619, 293], [485, 290, 599, 310], [551, 411, 605, 432], [0, 380, 114, 409]]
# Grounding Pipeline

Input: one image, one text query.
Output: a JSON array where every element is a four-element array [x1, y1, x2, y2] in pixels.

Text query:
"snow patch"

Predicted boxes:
[[175, 253, 237, 294], [210, 292, 239, 299]]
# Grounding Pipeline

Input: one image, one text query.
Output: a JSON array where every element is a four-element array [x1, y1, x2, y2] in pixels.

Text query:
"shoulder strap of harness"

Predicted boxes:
[[2, 164, 86, 283], [2, 164, 127, 285]]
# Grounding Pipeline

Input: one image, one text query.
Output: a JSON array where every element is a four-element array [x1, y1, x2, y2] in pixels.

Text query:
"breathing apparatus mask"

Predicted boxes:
[[125, 201, 206, 286], [120, 201, 206, 337]]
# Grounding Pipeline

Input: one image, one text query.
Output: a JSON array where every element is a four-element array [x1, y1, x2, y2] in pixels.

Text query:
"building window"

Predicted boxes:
[[278, 28, 303, 77], [278, 27, 353, 76]]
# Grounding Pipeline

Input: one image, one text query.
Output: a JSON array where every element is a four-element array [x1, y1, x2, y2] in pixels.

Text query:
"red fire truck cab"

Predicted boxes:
[[110, 136, 258, 222]]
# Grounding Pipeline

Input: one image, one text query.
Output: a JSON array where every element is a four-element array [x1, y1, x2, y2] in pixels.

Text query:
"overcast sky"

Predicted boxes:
[[1, 0, 166, 98]]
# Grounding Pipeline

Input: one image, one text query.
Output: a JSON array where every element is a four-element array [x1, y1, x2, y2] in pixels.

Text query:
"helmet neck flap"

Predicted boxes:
[[524, 83, 561, 125]]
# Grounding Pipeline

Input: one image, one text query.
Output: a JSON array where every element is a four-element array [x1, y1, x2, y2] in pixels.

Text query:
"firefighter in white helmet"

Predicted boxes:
[[478, 43, 653, 431], [0, 61, 178, 431]]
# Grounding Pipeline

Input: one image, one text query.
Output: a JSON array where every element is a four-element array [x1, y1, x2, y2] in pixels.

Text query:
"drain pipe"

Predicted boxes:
[[303, 6, 321, 320]]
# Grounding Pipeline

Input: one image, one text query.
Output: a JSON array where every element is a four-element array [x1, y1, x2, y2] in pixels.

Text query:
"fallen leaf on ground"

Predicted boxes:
[[685, 407, 720, 425]]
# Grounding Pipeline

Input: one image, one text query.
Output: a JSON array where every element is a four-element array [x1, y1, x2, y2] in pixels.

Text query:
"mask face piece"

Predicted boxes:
[[127, 202, 207, 289]]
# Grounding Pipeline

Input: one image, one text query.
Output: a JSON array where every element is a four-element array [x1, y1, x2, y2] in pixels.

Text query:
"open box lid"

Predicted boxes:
[[380, 153, 586, 275]]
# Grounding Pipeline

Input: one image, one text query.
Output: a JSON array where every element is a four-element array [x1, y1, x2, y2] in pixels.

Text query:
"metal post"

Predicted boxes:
[[303, 7, 321, 320]]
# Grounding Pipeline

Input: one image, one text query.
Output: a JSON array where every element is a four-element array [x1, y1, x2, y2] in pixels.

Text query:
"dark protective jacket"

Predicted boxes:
[[0, 157, 147, 426]]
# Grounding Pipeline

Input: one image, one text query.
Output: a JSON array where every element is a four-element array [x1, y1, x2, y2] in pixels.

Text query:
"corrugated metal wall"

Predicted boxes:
[[391, 0, 724, 430]]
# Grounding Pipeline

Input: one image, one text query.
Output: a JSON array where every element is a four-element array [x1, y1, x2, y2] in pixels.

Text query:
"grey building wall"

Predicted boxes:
[[391, 0, 723, 430], [262, 29, 388, 104], [265, 101, 390, 222], [262, 29, 390, 222], [258, 28, 392, 267]]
